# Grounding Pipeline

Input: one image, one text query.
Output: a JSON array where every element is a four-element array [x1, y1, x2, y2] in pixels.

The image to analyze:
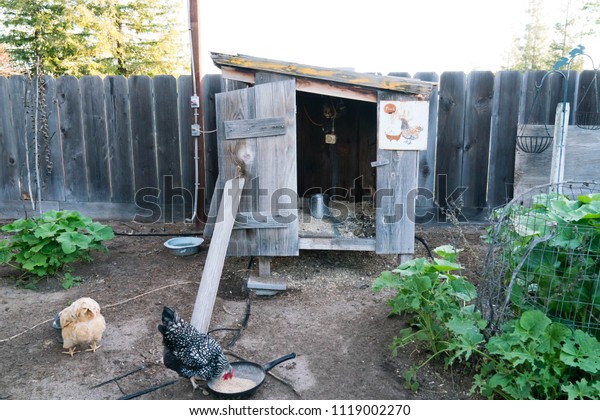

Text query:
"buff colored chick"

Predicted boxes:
[[57, 297, 106, 357]]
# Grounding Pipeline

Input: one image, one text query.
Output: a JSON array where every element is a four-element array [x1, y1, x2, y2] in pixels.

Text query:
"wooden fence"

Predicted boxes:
[[0, 70, 598, 222]]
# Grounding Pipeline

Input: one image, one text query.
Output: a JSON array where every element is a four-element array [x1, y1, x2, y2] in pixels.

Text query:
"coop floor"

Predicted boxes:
[[297, 200, 377, 251]]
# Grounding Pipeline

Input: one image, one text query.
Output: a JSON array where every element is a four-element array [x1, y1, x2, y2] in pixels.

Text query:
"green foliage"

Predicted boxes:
[[373, 246, 487, 389], [472, 310, 600, 400], [0, 0, 186, 76], [488, 193, 600, 336], [0, 210, 113, 289], [375, 246, 600, 399]]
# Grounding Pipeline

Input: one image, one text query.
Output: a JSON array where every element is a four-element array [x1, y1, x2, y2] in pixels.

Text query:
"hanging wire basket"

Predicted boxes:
[[574, 67, 599, 130], [575, 112, 600, 130], [516, 134, 553, 153]]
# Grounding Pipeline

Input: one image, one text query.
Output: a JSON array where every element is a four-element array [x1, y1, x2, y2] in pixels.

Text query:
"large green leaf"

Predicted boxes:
[[33, 222, 63, 239], [57, 231, 92, 254], [433, 245, 463, 262], [516, 310, 552, 338], [372, 270, 399, 292], [21, 253, 48, 271], [561, 378, 600, 399], [560, 330, 600, 374], [448, 277, 478, 301], [86, 222, 114, 241]]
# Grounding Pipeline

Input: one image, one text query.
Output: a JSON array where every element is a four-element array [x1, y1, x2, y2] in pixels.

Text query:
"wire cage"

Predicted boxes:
[[480, 181, 600, 338]]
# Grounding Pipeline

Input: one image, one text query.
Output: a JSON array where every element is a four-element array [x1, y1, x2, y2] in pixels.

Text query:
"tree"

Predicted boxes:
[[0, 0, 187, 77], [0, 0, 97, 76], [0, 44, 18, 76], [506, 0, 599, 71], [508, 0, 553, 71]]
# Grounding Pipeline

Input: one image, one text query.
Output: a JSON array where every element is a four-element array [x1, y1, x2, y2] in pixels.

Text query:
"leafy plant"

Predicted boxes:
[[373, 245, 487, 390], [375, 245, 600, 399], [0, 210, 114, 289], [487, 193, 600, 336], [472, 310, 600, 400]]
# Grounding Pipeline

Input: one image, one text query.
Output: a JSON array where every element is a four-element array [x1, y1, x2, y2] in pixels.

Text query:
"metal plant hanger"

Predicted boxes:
[[553, 44, 599, 130], [516, 71, 560, 154]]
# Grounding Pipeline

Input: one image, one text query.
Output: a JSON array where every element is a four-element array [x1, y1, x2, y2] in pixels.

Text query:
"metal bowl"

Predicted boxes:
[[163, 237, 204, 256]]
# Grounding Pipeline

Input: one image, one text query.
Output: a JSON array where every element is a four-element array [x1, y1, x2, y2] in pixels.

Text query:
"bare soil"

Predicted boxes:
[[0, 220, 488, 400]]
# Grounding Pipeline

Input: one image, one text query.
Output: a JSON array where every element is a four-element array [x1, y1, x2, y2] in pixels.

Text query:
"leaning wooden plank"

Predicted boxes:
[[191, 177, 245, 333]]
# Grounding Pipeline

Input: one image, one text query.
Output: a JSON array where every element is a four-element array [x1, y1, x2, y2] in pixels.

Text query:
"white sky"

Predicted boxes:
[[188, 0, 599, 76]]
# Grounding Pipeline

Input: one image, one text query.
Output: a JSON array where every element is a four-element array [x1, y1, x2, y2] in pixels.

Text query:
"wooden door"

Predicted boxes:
[[375, 91, 418, 258], [212, 79, 298, 257]]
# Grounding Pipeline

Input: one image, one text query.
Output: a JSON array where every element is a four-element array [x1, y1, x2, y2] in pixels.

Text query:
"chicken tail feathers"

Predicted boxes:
[[161, 306, 178, 325]]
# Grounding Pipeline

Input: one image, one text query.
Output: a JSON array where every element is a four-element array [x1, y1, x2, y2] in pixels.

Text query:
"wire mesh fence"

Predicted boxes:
[[481, 181, 600, 338]]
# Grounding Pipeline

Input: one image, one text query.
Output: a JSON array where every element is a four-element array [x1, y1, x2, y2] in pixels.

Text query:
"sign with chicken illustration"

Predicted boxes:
[[378, 100, 429, 150]]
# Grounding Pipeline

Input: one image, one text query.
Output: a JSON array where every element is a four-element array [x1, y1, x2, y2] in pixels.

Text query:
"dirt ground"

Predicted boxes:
[[0, 219, 488, 401]]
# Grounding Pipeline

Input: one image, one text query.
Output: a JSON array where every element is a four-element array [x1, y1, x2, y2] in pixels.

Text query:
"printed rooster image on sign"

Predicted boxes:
[[378, 100, 429, 150]]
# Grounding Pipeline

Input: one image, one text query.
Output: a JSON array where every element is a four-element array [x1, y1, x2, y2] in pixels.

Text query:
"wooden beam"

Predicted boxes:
[[224, 117, 286, 140], [298, 236, 376, 251], [221, 66, 378, 103], [191, 177, 245, 333], [294, 78, 378, 102], [189, 0, 207, 225], [211, 52, 436, 96]]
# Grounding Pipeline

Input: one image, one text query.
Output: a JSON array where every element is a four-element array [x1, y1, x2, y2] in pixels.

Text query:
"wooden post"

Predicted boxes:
[[191, 177, 245, 333], [189, 0, 206, 226], [550, 102, 570, 189]]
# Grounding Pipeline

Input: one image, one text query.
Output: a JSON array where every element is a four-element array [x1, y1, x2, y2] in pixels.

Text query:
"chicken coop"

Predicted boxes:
[[204, 53, 436, 281]]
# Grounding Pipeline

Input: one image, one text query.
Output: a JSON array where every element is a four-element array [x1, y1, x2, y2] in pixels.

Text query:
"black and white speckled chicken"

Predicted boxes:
[[158, 306, 233, 390]]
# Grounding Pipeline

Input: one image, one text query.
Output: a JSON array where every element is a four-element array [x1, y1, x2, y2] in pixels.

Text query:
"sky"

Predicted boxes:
[[187, 0, 599, 76]]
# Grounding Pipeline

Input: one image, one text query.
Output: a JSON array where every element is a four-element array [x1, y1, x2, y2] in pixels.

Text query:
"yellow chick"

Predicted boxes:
[[58, 297, 106, 357]]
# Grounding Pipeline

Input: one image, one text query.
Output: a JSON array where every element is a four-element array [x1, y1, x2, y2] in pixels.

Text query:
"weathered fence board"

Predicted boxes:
[[487, 71, 522, 208], [0, 77, 19, 201], [462, 71, 494, 211], [435, 72, 467, 210], [8, 76, 32, 203], [154, 75, 182, 210], [57, 75, 88, 202], [576, 70, 600, 128], [129, 76, 158, 199], [202, 74, 223, 212], [1, 70, 598, 223], [413, 72, 439, 211], [42, 76, 66, 202], [104, 75, 134, 203], [81, 76, 110, 202]]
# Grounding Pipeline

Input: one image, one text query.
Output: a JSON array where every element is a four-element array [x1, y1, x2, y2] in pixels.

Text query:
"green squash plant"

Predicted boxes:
[[486, 192, 600, 335], [0, 210, 114, 289], [374, 245, 600, 399]]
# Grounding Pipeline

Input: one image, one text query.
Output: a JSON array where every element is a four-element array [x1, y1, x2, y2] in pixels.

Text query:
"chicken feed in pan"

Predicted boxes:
[[211, 377, 257, 394]]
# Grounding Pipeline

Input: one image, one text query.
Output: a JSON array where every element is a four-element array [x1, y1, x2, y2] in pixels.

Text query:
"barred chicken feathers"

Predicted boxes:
[[158, 306, 232, 389]]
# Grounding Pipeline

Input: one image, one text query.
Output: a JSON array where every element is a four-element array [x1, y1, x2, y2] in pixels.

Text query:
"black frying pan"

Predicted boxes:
[[207, 353, 296, 399]]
